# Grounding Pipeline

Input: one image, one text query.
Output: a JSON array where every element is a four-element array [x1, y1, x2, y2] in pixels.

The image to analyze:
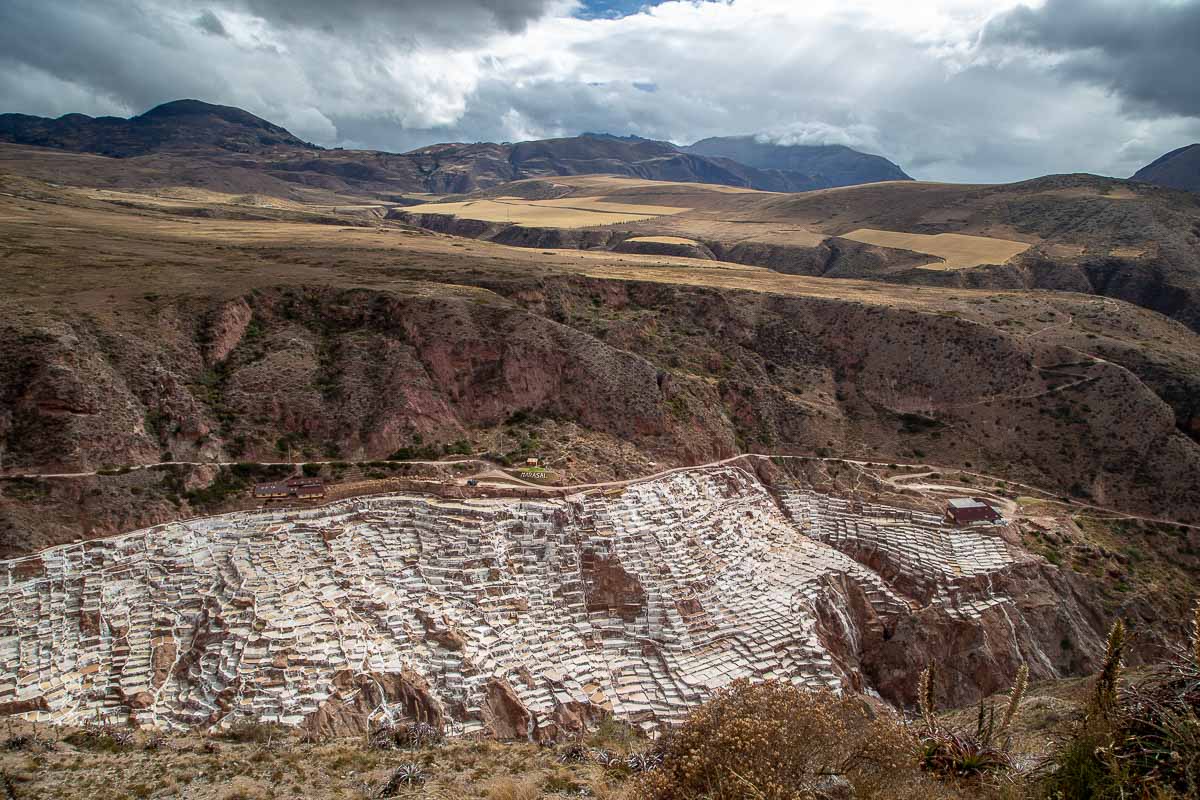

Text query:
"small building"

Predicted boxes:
[[526, 457, 540, 467], [253, 482, 292, 500], [947, 497, 1000, 525], [294, 485, 325, 500], [254, 477, 326, 503]]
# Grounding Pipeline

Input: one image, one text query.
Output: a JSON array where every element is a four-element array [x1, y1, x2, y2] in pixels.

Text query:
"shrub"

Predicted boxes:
[[630, 678, 936, 800], [63, 724, 134, 752], [220, 776, 271, 800], [215, 720, 287, 745], [484, 776, 541, 800]]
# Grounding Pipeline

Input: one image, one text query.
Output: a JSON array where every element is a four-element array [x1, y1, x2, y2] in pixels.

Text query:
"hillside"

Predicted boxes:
[[2, 172, 1198, 548], [393, 172, 1200, 333], [1132, 143, 1200, 192], [685, 134, 912, 189]]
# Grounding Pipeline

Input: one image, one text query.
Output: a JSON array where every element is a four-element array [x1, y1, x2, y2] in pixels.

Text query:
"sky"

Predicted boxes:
[[1, 0, 1199, 182]]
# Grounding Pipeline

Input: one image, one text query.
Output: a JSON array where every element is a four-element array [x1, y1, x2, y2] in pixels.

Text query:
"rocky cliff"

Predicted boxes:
[[3, 275, 1200, 558]]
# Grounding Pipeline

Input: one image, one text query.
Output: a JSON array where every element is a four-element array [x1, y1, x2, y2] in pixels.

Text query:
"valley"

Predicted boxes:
[[1, 110, 1199, 771]]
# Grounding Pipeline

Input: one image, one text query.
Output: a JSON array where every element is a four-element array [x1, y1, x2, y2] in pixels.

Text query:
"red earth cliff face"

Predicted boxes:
[[2, 276, 1200, 559]]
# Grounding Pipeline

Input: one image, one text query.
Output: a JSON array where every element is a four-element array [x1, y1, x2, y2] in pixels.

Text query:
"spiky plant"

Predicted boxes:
[[917, 664, 938, 733], [1091, 619, 1127, 718], [557, 742, 589, 764], [973, 699, 997, 749], [919, 730, 1013, 778], [379, 763, 426, 796], [398, 721, 442, 749], [1191, 598, 1200, 670], [2, 735, 31, 752], [625, 751, 662, 773], [590, 747, 617, 767], [997, 664, 1029, 749]]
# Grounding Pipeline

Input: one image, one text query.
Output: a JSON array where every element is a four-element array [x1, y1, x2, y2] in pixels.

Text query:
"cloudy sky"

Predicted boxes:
[[1, 0, 1198, 182]]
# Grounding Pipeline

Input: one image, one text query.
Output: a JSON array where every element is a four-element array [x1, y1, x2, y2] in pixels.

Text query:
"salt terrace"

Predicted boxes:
[[0, 467, 1026, 737]]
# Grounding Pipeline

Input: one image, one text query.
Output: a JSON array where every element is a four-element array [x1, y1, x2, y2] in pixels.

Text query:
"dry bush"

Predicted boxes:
[[630, 678, 952, 800], [484, 775, 542, 800], [221, 776, 271, 800]]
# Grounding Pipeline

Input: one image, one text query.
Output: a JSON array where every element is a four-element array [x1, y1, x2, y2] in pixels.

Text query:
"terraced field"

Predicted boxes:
[[406, 196, 690, 227], [840, 229, 1032, 270], [624, 235, 703, 245]]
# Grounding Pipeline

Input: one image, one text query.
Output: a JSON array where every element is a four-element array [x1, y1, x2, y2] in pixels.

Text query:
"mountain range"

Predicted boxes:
[[0, 99, 911, 195]]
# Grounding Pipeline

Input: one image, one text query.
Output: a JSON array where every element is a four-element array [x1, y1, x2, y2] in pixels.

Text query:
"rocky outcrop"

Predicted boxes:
[[482, 679, 534, 740], [304, 669, 445, 739], [582, 550, 647, 622]]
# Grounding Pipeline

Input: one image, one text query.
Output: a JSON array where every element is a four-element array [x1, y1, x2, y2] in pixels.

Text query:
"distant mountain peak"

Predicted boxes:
[[0, 98, 314, 158], [1131, 143, 1200, 192], [683, 134, 911, 188]]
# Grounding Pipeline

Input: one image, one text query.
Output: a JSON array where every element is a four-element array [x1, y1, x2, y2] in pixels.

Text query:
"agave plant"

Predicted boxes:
[[589, 747, 618, 767], [378, 762, 427, 796], [397, 722, 443, 749], [919, 729, 1013, 777], [624, 750, 663, 773], [557, 742, 589, 764], [915, 660, 1024, 779], [1, 736, 31, 752]]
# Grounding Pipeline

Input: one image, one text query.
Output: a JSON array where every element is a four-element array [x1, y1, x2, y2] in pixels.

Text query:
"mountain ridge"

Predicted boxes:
[[684, 134, 913, 188], [0, 99, 912, 194]]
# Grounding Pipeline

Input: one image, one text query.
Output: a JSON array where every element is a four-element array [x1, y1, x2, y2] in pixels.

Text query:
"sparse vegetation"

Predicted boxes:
[[1040, 608, 1200, 799]]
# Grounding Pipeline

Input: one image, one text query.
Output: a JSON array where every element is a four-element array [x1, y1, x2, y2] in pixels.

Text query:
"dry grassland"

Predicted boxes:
[[540, 174, 763, 193], [624, 235, 701, 245], [407, 196, 688, 227], [841, 228, 1032, 269]]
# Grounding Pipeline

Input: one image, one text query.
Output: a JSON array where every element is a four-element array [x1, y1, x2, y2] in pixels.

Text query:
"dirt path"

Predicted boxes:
[[1, 458, 486, 480], [5, 451, 1197, 533]]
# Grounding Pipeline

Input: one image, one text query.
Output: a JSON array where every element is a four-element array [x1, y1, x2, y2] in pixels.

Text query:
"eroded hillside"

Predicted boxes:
[[2, 171, 1200, 556]]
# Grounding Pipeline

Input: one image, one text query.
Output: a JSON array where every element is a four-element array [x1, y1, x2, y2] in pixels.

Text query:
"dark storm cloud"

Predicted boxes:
[[231, 0, 559, 35], [193, 9, 229, 36], [983, 0, 1200, 118]]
